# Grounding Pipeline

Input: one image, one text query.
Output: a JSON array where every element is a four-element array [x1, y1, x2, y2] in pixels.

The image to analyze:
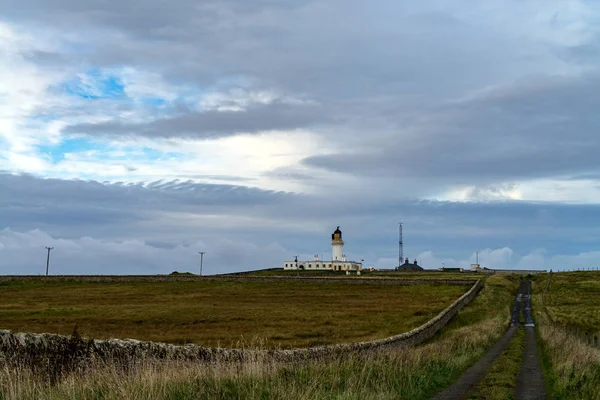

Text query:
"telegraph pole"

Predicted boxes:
[[398, 222, 404, 268], [198, 251, 205, 276], [45, 246, 54, 276]]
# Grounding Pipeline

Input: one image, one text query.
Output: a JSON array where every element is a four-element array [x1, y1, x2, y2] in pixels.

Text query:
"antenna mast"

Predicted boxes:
[[398, 222, 404, 267], [45, 246, 54, 276]]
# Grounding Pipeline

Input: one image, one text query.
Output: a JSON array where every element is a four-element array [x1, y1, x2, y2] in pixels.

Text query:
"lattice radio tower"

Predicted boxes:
[[398, 222, 404, 267]]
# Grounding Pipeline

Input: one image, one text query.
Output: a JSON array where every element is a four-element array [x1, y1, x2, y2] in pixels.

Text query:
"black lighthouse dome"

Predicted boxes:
[[332, 226, 342, 240]]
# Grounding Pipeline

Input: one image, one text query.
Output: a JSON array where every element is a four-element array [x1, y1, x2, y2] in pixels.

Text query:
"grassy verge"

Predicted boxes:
[[0, 279, 465, 348], [241, 269, 482, 280], [532, 273, 600, 400], [0, 275, 519, 399], [468, 326, 525, 400]]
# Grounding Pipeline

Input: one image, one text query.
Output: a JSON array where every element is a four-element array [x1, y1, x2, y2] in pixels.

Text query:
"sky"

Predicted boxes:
[[2, 0, 600, 274]]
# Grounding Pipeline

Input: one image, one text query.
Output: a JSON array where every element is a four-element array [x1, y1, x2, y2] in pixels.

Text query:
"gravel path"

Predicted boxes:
[[431, 281, 527, 400], [515, 281, 546, 400]]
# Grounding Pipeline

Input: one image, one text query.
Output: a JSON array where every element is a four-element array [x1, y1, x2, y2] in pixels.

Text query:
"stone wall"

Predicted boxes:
[[0, 275, 475, 286], [491, 269, 546, 275], [0, 279, 483, 371]]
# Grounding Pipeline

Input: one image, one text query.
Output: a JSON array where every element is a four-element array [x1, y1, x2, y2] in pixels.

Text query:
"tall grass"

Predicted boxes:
[[0, 275, 519, 400], [534, 311, 600, 399], [533, 273, 600, 400]]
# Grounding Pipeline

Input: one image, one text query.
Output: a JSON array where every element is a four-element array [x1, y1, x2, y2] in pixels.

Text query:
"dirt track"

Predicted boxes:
[[515, 281, 546, 400], [432, 280, 546, 400]]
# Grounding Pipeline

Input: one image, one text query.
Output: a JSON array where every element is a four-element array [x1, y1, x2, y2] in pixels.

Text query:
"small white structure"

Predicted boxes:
[[470, 263, 481, 272], [283, 226, 362, 273]]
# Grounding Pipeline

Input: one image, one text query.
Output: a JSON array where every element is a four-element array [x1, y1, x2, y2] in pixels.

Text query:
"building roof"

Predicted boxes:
[[396, 258, 424, 271], [397, 263, 423, 270]]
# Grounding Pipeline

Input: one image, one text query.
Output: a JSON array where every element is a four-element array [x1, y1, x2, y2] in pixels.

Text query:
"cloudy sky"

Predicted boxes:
[[2, 0, 600, 274]]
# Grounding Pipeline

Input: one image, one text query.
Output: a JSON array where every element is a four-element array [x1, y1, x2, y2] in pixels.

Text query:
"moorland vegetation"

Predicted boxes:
[[533, 272, 600, 399], [0, 278, 466, 348], [0, 274, 520, 399]]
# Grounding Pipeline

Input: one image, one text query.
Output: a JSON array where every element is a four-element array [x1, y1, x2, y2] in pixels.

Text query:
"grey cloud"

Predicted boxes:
[[7, 0, 579, 178], [23, 50, 67, 66], [304, 73, 600, 184], [4, 1, 600, 272], [4, 173, 600, 273], [0, 173, 300, 239], [10, 0, 576, 195], [62, 101, 328, 138], [6, 1, 548, 100]]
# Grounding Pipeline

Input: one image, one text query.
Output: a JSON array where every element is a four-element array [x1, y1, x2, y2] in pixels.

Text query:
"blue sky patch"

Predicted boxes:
[[62, 68, 125, 100], [37, 137, 105, 163], [36, 136, 188, 164]]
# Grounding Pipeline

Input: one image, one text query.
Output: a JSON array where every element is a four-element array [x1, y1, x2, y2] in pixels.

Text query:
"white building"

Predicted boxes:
[[283, 226, 362, 273]]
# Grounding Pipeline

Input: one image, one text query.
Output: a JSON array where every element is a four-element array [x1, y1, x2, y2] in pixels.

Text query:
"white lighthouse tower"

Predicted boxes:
[[331, 226, 344, 261], [282, 226, 361, 272]]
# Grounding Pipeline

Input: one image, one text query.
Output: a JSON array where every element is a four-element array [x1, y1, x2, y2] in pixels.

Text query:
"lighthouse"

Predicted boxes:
[[331, 226, 344, 261], [282, 226, 362, 272]]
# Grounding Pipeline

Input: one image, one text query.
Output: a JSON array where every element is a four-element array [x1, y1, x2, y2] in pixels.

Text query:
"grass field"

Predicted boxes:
[[540, 271, 600, 332], [237, 268, 482, 280], [0, 279, 467, 348], [0, 275, 519, 400], [370, 271, 482, 280], [532, 272, 600, 400]]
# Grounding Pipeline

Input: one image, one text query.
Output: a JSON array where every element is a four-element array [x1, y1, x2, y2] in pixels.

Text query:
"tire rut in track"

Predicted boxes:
[[515, 280, 546, 400], [431, 280, 527, 400]]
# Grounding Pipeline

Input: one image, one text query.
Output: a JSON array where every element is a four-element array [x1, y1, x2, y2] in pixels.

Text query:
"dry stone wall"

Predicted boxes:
[[0, 279, 483, 372], [0, 275, 475, 286]]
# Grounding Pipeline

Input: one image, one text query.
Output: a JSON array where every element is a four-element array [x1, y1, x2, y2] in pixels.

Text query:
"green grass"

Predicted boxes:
[[532, 272, 600, 400], [0, 279, 466, 348], [468, 326, 525, 400], [241, 268, 482, 280], [539, 271, 600, 332], [0, 275, 520, 400], [370, 271, 482, 280]]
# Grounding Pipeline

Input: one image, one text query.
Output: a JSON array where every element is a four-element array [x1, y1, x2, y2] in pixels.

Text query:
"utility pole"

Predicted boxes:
[[476, 251, 479, 265], [398, 222, 404, 268], [45, 246, 54, 276], [198, 251, 205, 276]]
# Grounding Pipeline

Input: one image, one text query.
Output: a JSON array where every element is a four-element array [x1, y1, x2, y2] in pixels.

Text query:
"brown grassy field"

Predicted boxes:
[[237, 268, 482, 280], [0, 275, 519, 400], [0, 279, 467, 348]]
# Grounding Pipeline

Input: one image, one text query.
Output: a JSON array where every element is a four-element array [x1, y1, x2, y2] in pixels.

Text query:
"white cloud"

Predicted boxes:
[[410, 246, 600, 272], [0, 22, 65, 159]]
